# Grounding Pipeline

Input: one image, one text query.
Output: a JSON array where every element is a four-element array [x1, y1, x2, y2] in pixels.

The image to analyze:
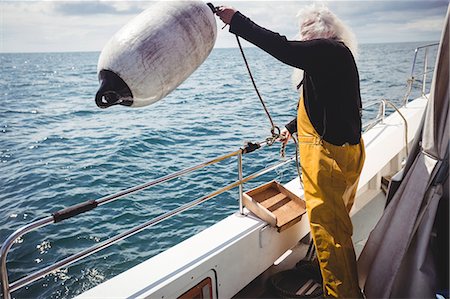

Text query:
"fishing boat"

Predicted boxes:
[[1, 4, 448, 299]]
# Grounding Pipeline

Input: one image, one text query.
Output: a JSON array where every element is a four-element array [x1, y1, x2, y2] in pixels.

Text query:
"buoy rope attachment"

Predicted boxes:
[[235, 35, 303, 187], [235, 35, 280, 145]]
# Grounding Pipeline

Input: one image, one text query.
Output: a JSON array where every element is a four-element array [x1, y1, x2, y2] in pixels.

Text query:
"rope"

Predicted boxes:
[[292, 134, 304, 189], [235, 35, 280, 144], [235, 35, 303, 188]]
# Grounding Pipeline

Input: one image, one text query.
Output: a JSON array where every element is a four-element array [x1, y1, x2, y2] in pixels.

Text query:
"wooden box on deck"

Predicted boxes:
[[242, 181, 306, 232]]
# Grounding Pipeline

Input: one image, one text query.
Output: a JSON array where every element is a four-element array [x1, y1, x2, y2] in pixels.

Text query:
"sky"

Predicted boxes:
[[0, 0, 448, 53]]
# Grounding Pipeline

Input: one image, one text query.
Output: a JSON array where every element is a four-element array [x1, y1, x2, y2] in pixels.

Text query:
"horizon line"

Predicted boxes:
[[0, 40, 439, 55]]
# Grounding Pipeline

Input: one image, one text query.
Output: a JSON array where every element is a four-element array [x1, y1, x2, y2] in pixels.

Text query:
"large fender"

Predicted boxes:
[[95, 1, 217, 108]]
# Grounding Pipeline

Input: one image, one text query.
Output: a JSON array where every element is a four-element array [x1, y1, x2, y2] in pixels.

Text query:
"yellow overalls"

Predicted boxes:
[[297, 95, 365, 298]]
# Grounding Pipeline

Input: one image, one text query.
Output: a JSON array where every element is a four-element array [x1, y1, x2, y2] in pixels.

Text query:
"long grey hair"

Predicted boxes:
[[292, 4, 358, 90]]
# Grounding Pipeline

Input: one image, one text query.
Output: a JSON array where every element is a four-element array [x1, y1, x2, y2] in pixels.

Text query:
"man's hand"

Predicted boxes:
[[279, 128, 292, 145], [215, 6, 237, 25]]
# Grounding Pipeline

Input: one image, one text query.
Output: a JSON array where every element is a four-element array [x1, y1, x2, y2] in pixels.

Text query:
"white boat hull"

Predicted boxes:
[[78, 95, 428, 298]]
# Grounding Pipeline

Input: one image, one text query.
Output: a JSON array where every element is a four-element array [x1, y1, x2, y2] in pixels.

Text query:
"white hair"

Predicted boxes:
[[292, 3, 358, 90]]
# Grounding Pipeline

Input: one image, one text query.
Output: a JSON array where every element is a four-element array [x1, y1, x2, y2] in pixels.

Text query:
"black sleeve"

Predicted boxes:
[[229, 12, 323, 72], [285, 118, 297, 134]]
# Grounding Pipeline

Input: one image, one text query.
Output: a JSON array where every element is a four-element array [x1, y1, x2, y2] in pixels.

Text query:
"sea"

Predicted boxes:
[[0, 42, 437, 298]]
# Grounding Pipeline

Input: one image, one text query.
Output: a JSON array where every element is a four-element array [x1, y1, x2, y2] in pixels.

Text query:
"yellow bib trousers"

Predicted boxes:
[[297, 96, 365, 298]]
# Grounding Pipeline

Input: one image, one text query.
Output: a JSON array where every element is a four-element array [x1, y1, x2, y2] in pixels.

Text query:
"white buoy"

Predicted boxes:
[[95, 1, 217, 108]]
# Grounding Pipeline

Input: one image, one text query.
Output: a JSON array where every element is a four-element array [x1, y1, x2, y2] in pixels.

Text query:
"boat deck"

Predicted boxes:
[[233, 236, 311, 298], [234, 188, 388, 298]]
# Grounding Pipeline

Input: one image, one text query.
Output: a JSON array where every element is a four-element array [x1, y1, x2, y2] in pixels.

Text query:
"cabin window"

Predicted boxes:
[[178, 277, 213, 299]]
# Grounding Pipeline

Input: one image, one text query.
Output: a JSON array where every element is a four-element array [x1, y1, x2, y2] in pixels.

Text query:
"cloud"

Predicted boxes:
[[1, 0, 448, 52], [0, 1, 141, 52], [402, 18, 446, 31], [52, 1, 144, 16], [324, 1, 445, 25]]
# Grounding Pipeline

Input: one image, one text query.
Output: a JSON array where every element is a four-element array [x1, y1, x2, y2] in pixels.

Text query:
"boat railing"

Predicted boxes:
[[362, 99, 409, 155], [0, 137, 295, 299], [403, 42, 439, 105], [362, 100, 386, 132], [362, 42, 438, 138]]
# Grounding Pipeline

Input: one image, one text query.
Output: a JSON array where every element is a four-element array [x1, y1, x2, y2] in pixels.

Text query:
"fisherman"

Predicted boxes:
[[216, 5, 365, 298]]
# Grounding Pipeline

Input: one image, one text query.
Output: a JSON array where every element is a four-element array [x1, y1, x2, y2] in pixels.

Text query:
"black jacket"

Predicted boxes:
[[230, 12, 362, 145]]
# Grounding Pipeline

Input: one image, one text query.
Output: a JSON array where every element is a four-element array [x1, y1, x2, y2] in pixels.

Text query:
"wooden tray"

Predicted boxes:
[[243, 180, 306, 232]]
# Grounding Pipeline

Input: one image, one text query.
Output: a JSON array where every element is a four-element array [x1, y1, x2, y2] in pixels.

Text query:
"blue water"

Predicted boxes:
[[0, 42, 437, 298]]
